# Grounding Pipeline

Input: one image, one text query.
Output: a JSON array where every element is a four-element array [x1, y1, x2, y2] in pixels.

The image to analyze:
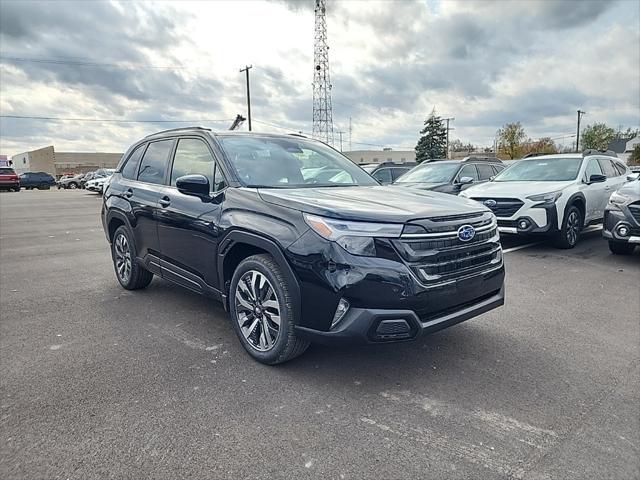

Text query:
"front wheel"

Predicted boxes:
[[609, 241, 636, 255], [229, 254, 309, 365], [68, 182, 78, 189], [555, 206, 582, 249], [111, 226, 153, 290]]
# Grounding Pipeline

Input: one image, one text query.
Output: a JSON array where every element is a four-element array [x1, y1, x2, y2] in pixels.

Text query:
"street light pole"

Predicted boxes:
[[337, 130, 345, 151], [240, 65, 253, 131], [576, 110, 585, 152]]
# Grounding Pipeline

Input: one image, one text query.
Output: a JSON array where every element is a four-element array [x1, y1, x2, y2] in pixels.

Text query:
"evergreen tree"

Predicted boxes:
[[415, 109, 447, 162]]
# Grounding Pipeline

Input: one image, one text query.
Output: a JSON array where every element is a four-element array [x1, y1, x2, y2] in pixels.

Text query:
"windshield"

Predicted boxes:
[[493, 157, 582, 182], [395, 163, 459, 183], [218, 135, 378, 188]]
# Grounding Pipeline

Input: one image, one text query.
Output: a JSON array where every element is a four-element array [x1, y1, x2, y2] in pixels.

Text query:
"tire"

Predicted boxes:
[[608, 241, 636, 255], [111, 226, 153, 290], [555, 205, 582, 249], [229, 254, 310, 365]]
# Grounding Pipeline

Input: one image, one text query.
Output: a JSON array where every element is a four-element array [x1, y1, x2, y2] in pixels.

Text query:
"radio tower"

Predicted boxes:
[[312, 0, 334, 145]]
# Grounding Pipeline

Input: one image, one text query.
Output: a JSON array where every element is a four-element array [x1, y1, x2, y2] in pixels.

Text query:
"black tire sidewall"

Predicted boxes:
[[557, 205, 581, 248], [229, 255, 296, 364], [111, 226, 140, 289]]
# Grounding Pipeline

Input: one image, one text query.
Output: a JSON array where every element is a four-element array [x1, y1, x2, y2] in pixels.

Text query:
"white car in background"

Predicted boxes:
[[460, 151, 632, 248], [85, 174, 112, 194]]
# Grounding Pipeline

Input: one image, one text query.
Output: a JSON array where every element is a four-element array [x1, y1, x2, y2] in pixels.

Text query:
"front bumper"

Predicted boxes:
[[296, 285, 505, 346], [496, 203, 558, 236], [602, 207, 640, 244]]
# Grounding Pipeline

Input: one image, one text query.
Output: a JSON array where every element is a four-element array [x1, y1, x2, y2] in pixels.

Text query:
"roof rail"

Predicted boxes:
[[522, 152, 548, 158], [288, 133, 308, 138], [144, 126, 212, 138], [462, 155, 503, 163], [423, 158, 449, 162], [582, 149, 618, 158]]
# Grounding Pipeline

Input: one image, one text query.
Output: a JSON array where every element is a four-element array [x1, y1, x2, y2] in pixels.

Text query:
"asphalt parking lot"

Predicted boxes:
[[1, 189, 638, 479]]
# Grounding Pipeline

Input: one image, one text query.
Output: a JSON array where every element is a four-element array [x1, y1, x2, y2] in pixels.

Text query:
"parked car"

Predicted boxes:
[[102, 128, 505, 364], [602, 177, 640, 254], [0, 167, 20, 191], [58, 173, 85, 189], [393, 157, 505, 194], [19, 172, 56, 190], [460, 150, 632, 248], [86, 174, 112, 193], [361, 162, 416, 184]]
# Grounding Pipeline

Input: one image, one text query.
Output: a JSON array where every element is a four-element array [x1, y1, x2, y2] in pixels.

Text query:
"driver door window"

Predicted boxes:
[[171, 138, 215, 189], [372, 168, 393, 184], [584, 159, 603, 181], [457, 164, 479, 182]]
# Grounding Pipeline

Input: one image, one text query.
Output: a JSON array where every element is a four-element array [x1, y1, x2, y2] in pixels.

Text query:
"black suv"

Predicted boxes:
[[102, 128, 505, 364], [603, 178, 640, 255], [393, 157, 505, 194]]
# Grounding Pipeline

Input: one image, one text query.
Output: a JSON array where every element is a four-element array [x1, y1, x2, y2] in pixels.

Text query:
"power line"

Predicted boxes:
[[0, 115, 234, 124], [0, 56, 186, 70]]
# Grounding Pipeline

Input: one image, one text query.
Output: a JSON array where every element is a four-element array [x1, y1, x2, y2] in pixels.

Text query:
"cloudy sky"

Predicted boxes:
[[0, 0, 638, 155]]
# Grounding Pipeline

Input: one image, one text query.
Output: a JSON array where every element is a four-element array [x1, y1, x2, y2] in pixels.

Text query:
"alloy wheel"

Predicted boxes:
[[114, 233, 132, 283], [566, 211, 580, 246], [69, 183, 77, 189], [234, 270, 281, 352]]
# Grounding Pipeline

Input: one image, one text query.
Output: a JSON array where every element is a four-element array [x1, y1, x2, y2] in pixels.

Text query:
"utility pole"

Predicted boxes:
[[575, 110, 585, 152], [443, 117, 455, 159], [336, 131, 345, 151], [240, 65, 253, 131]]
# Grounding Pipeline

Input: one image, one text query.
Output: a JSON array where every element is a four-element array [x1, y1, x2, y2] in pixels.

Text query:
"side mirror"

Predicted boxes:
[[588, 174, 606, 184], [176, 174, 210, 197], [458, 176, 474, 185]]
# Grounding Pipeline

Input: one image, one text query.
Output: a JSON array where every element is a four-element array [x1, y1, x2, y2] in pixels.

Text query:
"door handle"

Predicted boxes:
[[159, 196, 171, 208], [123, 188, 133, 198]]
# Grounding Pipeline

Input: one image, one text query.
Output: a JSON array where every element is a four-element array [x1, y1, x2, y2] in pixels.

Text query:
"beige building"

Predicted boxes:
[[343, 149, 416, 165], [11, 146, 123, 177]]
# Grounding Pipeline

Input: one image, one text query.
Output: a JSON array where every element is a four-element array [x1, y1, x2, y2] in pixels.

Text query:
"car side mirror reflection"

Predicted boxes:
[[588, 174, 607, 184], [458, 176, 474, 185], [176, 174, 210, 197]]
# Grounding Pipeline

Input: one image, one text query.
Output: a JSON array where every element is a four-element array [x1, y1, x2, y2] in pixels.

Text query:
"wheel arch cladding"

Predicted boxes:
[[564, 192, 586, 227], [106, 211, 131, 242], [218, 231, 301, 319]]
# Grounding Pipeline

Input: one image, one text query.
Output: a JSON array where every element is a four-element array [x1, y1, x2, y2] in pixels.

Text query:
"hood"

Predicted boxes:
[[258, 186, 488, 223], [462, 180, 573, 198], [391, 182, 447, 191], [616, 179, 640, 199]]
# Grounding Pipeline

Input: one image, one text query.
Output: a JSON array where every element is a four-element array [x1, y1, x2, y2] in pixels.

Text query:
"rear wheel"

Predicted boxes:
[[111, 226, 153, 290], [68, 182, 78, 189], [229, 254, 309, 365], [609, 241, 636, 255], [555, 206, 582, 249]]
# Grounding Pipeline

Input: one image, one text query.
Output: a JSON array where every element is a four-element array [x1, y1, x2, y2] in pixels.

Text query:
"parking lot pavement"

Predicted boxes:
[[1, 189, 638, 479]]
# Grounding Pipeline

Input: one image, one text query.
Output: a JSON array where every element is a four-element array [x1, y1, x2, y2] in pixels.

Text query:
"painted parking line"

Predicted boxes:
[[502, 226, 603, 254], [502, 242, 542, 253]]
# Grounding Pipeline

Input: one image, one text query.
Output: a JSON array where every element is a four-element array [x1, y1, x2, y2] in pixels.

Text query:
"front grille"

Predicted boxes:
[[629, 202, 640, 225], [497, 219, 518, 228], [418, 290, 500, 323], [471, 198, 524, 217], [393, 210, 502, 284]]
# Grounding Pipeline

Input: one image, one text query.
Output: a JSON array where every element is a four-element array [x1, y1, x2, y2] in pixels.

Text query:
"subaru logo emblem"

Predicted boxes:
[[484, 199, 497, 208], [457, 225, 476, 242]]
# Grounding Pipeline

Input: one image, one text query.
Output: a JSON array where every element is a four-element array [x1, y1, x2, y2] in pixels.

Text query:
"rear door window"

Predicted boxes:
[[137, 140, 174, 184], [121, 144, 146, 179], [476, 164, 495, 180], [597, 158, 617, 178]]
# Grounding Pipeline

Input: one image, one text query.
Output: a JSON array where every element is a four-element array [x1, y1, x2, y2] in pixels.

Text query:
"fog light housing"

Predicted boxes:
[[617, 225, 630, 237], [518, 219, 530, 229], [331, 298, 350, 329]]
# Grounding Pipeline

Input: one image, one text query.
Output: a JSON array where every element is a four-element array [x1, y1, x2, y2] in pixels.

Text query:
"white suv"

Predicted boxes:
[[460, 151, 631, 248]]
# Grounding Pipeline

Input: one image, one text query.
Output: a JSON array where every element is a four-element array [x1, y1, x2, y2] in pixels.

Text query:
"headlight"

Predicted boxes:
[[526, 191, 562, 203], [608, 191, 629, 206], [303, 213, 403, 256]]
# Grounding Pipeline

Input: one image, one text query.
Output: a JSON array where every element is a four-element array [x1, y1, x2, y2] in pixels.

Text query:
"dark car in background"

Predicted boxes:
[[393, 157, 505, 195], [19, 172, 56, 190], [603, 177, 640, 254], [102, 127, 504, 365], [0, 167, 20, 191], [361, 162, 416, 184]]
